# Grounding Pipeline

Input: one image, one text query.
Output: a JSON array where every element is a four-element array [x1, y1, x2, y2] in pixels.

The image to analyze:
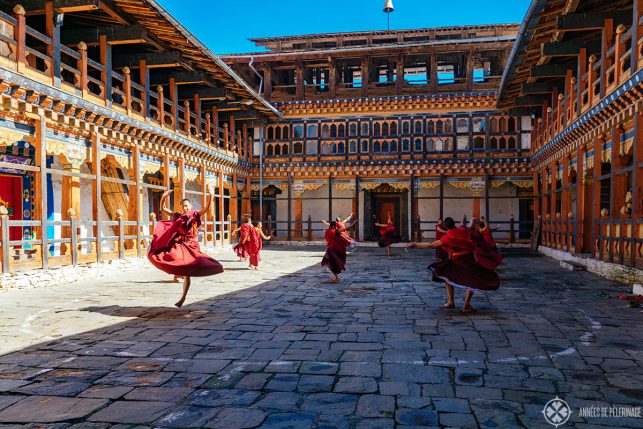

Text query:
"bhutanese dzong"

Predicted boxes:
[[0, 0, 640, 281]]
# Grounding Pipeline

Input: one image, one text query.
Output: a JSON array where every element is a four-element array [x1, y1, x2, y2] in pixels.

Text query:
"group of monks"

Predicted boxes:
[[232, 218, 271, 270], [146, 189, 502, 312]]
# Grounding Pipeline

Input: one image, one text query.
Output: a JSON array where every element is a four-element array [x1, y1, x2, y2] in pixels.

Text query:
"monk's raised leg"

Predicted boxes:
[[443, 283, 455, 309]]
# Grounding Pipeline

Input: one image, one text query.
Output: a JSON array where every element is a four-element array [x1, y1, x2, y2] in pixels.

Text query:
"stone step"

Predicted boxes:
[[560, 260, 586, 271]]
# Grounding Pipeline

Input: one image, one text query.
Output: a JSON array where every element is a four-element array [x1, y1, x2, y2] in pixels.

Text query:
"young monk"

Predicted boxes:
[[233, 217, 253, 262], [321, 220, 355, 283], [248, 221, 271, 270], [406, 216, 500, 312], [322, 213, 358, 253], [148, 186, 224, 307], [480, 216, 501, 251], [374, 212, 401, 256], [435, 218, 448, 261]]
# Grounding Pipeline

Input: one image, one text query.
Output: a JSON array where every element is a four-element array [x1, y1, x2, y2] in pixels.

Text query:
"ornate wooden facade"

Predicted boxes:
[[0, 0, 277, 272], [223, 25, 535, 242], [498, 0, 643, 270]]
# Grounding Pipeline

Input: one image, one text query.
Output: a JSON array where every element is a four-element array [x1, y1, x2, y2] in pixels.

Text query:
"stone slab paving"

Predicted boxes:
[[0, 246, 641, 428]]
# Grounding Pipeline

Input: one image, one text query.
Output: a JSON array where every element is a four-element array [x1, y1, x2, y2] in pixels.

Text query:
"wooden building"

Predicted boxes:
[[498, 0, 643, 272], [0, 0, 279, 272], [222, 25, 536, 242]]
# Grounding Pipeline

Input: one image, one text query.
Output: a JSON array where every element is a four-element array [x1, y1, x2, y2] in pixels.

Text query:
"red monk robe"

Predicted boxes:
[[148, 211, 224, 277], [321, 227, 349, 275], [248, 226, 262, 268], [233, 222, 252, 259], [378, 221, 401, 248], [435, 221, 448, 261], [428, 226, 500, 291]]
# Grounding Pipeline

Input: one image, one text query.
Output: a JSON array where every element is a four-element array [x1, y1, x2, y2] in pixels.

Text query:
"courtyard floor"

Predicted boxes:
[[0, 246, 640, 428]]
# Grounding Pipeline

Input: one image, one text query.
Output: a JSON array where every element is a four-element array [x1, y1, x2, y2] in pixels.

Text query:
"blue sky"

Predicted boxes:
[[156, 0, 531, 54]]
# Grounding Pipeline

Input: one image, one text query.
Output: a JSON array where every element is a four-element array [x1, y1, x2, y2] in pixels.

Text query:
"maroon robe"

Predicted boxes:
[[148, 211, 224, 277], [321, 227, 348, 274], [428, 227, 499, 291], [378, 222, 401, 247], [435, 222, 448, 261], [233, 223, 252, 259], [248, 227, 263, 267]]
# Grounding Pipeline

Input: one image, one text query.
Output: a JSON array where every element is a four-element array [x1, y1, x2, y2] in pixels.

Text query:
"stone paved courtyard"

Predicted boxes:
[[0, 246, 641, 428]]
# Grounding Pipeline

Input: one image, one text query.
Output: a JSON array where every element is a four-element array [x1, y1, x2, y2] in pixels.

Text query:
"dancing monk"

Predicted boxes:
[[374, 212, 401, 256], [248, 221, 271, 270], [407, 216, 500, 312], [148, 186, 224, 307], [321, 220, 355, 283], [233, 217, 253, 262]]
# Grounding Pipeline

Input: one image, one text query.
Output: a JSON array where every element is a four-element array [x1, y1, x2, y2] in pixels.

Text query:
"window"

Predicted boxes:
[[508, 137, 516, 150], [307, 124, 318, 138], [414, 120, 422, 134], [274, 145, 281, 156], [427, 121, 435, 135], [473, 136, 484, 150], [293, 124, 303, 138], [283, 126, 289, 139], [427, 138, 435, 152], [390, 122, 398, 136], [267, 127, 274, 140], [267, 145, 274, 156], [457, 136, 469, 150], [600, 162, 611, 214], [382, 141, 389, 152], [382, 122, 389, 136], [330, 124, 337, 138], [444, 119, 452, 133], [349, 140, 357, 153], [401, 139, 410, 152], [306, 141, 318, 154], [338, 124, 345, 137], [414, 138, 423, 152], [457, 118, 468, 133], [330, 143, 337, 154], [293, 142, 303, 154], [361, 140, 369, 152], [349, 123, 357, 137], [374, 141, 381, 152], [361, 123, 369, 136], [275, 127, 282, 140], [435, 139, 443, 151], [322, 143, 329, 154], [374, 123, 381, 137], [337, 142, 345, 154], [321, 124, 330, 138], [436, 120, 443, 134], [473, 118, 484, 133]]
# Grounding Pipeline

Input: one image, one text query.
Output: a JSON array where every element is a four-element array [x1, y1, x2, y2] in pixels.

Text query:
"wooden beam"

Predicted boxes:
[[23, 0, 100, 14], [515, 95, 550, 106], [150, 71, 207, 86], [178, 86, 226, 101], [112, 52, 182, 69], [61, 25, 152, 46], [556, 11, 632, 31], [541, 38, 602, 57], [531, 62, 577, 77], [521, 80, 564, 94]]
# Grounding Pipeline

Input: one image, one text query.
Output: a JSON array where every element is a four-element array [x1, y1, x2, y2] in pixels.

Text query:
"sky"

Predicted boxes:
[[156, 0, 531, 55]]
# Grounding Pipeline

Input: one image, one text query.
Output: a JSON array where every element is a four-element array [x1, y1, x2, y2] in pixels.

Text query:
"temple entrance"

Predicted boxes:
[[0, 174, 23, 242], [364, 184, 408, 241]]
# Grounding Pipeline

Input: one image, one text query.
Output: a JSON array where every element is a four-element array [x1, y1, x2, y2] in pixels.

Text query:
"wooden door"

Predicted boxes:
[[373, 196, 401, 235], [0, 174, 22, 242]]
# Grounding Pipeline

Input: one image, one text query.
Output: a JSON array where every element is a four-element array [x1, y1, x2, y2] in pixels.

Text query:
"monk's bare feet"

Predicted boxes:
[[442, 302, 455, 309], [175, 299, 185, 308], [331, 276, 340, 283], [463, 305, 476, 312]]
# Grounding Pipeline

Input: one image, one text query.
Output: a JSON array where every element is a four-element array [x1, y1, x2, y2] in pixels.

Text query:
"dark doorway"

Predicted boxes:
[[364, 184, 408, 241]]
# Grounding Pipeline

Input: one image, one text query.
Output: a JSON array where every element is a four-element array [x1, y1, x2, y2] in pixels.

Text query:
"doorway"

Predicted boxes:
[[364, 184, 408, 241]]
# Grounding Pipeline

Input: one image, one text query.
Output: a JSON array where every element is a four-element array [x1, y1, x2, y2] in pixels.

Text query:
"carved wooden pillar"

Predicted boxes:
[[360, 57, 369, 97], [218, 170, 225, 246], [60, 157, 82, 256], [328, 57, 337, 98]]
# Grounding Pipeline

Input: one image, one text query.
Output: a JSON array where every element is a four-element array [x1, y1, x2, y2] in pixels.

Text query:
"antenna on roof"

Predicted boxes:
[[383, 0, 394, 31]]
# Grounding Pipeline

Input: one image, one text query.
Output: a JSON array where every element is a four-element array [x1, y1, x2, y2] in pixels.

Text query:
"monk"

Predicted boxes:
[[435, 218, 448, 261], [148, 186, 224, 307], [374, 212, 401, 256], [233, 217, 253, 262], [248, 221, 271, 270], [407, 216, 500, 312], [321, 220, 355, 283], [322, 213, 358, 253]]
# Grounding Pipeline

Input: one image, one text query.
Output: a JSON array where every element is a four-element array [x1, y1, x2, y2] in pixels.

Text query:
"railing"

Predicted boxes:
[[541, 214, 576, 253], [594, 216, 642, 268], [0, 6, 247, 161]]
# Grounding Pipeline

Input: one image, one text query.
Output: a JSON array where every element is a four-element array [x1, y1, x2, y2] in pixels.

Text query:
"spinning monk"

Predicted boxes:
[[321, 220, 356, 283], [374, 212, 401, 256], [148, 186, 224, 307], [322, 213, 358, 253], [435, 218, 448, 261], [233, 218, 253, 262], [407, 216, 501, 312], [248, 221, 271, 270]]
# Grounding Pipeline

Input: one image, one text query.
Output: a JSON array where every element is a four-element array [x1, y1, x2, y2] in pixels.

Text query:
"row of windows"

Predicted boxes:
[[266, 117, 518, 140], [264, 136, 520, 156]]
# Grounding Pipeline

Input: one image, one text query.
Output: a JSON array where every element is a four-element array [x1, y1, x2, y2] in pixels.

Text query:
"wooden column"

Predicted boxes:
[[157, 85, 165, 127], [200, 164, 207, 247], [396, 53, 404, 95], [295, 61, 304, 100], [439, 173, 444, 219], [601, 18, 614, 96], [218, 170, 225, 246], [183, 101, 191, 135], [576, 146, 589, 253], [354, 176, 360, 241], [232, 173, 238, 227], [328, 57, 337, 98], [140, 60, 150, 120], [194, 94, 201, 137], [99, 34, 112, 107], [242, 123, 248, 159], [465, 52, 474, 91], [484, 173, 490, 221], [632, 111, 642, 267], [212, 106, 219, 147], [592, 135, 602, 257], [60, 159, 81, 256], [429, 54, 438, 93], [35, 114, 48, 269], [328, 175, 333, 221], [360, 57, 369, 98], [45, 1, 61, 88], [244, 180, 251, 217], [93, 130, 102, 262], [295, 186, 302, 239], [126, 145, 140, 252], [163, 154, 171, 219], [78, 42, 88, 97], [263, 64, 272, 101], [174, 158, 185, 212], [287, 173, 292, 240], [169, 78, 178, 131], [13, 5, 26, 73], [229, 115, 236, 151]]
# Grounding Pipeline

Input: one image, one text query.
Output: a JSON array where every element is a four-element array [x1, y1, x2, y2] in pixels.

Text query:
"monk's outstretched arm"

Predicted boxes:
[[259, 231, 271, 240], [407, 240, 443, 250], [321, 219, 330, 226], [343, 213, 353, 223], [160, 190, 174, 216]]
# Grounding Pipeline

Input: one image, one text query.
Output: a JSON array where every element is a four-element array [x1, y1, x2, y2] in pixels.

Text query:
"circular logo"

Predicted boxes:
[[542, 396, 571, 427]]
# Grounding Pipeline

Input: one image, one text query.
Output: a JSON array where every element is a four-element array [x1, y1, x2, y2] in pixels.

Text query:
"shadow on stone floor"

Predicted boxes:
[[0, 247, 641, 428]]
